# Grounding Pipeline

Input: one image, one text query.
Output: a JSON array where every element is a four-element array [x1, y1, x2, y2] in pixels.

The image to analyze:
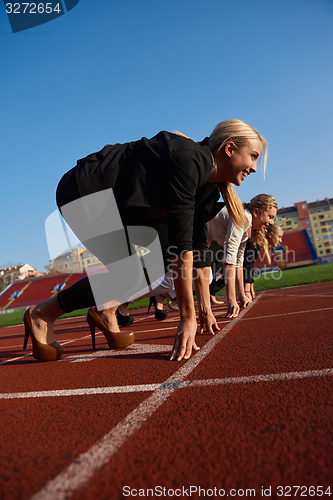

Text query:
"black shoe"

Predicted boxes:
[[147, 296, 168, 320], [116, 308, 134, 327]]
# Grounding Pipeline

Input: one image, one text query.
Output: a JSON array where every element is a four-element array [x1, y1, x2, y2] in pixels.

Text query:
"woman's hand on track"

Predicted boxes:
[[170, 318, 199, 361], [225, 299, 240, 318], [239, 295, 251, 308], [198, 309, 220, 335]]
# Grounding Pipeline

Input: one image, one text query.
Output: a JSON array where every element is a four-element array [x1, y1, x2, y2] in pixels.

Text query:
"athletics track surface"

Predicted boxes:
[[0, 282, 332, 500]]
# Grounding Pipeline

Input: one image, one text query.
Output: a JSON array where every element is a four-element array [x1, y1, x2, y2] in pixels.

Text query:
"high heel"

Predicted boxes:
[[23, 308, 63, 362], [147, 296, 168, 321], [116, 308, 134, 327], [167, 297, 179, 311], [86, 307, 134, 350]]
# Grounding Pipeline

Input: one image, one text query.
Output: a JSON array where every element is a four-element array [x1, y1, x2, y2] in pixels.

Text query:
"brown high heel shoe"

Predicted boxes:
[[86, 307, 134, 350], [23, 308, 64, 361]]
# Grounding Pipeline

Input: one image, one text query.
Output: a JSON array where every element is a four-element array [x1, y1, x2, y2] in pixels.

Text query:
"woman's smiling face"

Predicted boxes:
[[214, 137, 263, 186], [252, 206, 277, 231]]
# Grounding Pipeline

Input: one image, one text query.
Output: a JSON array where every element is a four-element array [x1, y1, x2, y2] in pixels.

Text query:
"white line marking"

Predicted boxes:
[[0, 384, 162, 399], [0, 353, 33, 364], [2, 304, 333, 364], [261, 293, 333, 299], [29, 294, 264, 500], [0, 336, 93, 365], [1, 368, 332, 400], [65, 343, 172, 363], [230, 306, 333, 323]]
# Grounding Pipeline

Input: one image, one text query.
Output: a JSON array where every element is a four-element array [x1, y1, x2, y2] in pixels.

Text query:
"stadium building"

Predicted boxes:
[[276, 197, 333, 262]]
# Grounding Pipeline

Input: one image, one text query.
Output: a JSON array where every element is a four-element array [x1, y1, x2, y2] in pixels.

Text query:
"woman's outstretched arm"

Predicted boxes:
[[170, 252, 199, 361], [193, 266, 220, 335]]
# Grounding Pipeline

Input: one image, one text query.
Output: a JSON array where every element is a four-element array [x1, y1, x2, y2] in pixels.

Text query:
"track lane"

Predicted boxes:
[[0, 283, 332, 500]]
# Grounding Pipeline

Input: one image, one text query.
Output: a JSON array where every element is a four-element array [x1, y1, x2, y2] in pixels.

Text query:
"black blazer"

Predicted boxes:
[[56, 131, 221, 265], [243, 239, 261, 284]]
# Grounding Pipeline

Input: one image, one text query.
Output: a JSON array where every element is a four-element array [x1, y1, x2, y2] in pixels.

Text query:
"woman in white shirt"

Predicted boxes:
[[207, 194, 278, 318]]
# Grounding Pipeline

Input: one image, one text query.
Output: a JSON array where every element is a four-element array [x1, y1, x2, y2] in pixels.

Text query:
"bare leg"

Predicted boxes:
[[30, 296, 65, 345], [94, 306, 120, 332], [155, 294, 165, 311], [118, 303, 129, 316], [210, 294, 224, 305], [30, 296, 121, 345], [167, 295, 179, 311]]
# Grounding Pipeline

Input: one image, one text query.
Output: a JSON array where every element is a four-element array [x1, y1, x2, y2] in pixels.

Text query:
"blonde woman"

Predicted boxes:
[[23, 120, 267, 362], [244, 223, 283, 301], [207, 194, 277, 318]]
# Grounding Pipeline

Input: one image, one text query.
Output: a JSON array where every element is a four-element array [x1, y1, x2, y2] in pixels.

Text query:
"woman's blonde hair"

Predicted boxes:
[[210, 120, 267, 228], [208, 119, 268, 174], [176, 120, 268, 228], [244, 194, 278, 264]]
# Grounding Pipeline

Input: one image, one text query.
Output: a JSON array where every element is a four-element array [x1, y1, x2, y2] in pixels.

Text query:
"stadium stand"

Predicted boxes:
[[0, 273, 82, 311], [254, 229, 318, 271]]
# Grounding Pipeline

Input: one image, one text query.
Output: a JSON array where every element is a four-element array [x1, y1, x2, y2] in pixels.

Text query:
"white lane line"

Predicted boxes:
[[2, 304, 333, 363], [187, 368, 333, 387], [29, 294, 264, 500], [65, 343, 172, 363], [231, 306, 333, 323], [261, 293, 333, 299], [0, 384, 162, 399], [1, 368, 332, 400], [0, 335, 93, 365], [264, 282, 333, 292], [0, 354, 33, 364]]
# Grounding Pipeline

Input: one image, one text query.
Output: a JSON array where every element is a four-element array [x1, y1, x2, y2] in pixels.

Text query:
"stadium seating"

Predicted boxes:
[[0, 273, 82, 311]]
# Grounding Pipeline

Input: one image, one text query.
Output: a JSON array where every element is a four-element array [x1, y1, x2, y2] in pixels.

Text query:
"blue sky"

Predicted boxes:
[[1, 0, 333, 272]]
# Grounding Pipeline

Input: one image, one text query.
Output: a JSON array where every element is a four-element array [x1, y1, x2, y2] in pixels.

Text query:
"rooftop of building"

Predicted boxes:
[[277, 197, 333, 216], [308, 197, 333, 210], [277, 206, 298, 216]]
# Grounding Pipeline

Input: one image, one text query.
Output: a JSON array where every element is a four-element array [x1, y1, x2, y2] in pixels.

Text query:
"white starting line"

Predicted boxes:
[[1, 367, 332, 400], [4, 291, 324, 500], [0, 290, 331, 500]]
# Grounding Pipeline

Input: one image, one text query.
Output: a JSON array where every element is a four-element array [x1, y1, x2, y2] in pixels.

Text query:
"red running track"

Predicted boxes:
[[0, 282, 332, 500]]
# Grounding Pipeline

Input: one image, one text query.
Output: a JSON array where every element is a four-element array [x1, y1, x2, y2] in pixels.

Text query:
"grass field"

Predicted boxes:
[[1, 263, 333, 328]]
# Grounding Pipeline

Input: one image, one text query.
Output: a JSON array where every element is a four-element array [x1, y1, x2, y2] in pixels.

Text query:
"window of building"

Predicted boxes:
[[320, 251, 323, 255], [302, 204, 307, 208], [315, 230, 319, 234], [323, 236, 329, 240], [313, 216, 317, 220], [322, 228, 327, 233], [286, 221, 292, 226], [314, 223, 318, 227], [316, 237, 321, 241], [320, 222, 326, 226], [319, 215, 324, 219], [326, 249, 331, 254], [318, 244, 322, 248], [327, 214, 331, 218]]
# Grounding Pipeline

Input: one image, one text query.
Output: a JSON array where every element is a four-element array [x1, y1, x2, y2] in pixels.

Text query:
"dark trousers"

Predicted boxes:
[[208, 240, 225, 296]]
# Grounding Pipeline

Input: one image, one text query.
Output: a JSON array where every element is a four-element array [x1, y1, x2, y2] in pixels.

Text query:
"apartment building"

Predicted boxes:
[[276, 197, 333, 259]]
